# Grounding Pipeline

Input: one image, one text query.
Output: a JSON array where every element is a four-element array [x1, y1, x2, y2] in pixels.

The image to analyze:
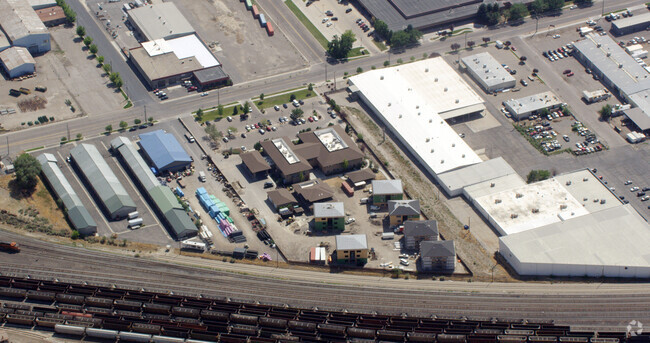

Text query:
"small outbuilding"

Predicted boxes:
[[0, 47, 34, 78]]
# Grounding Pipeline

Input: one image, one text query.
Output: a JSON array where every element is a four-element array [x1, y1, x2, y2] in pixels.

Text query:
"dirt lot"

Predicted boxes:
[[173, 0, 307, 83], [0, 26, 123, 131]]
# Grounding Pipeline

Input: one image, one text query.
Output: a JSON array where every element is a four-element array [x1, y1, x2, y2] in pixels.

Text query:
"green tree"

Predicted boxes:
[[383, 60, 390, 67], [290, 108, 304, 121], [14, 153, 41, 191], [205, 124, 223, 142], [530, 0, 547, 14], [467, 40, 476, 49], [342, 159, 349, 170], [546, 0, 565, 11], [327, 30, 356, 59], [307, 83, 313, 92], [242, 101, 251, 114], [105, 124, 112, 132], [119, 120, 128, 130], [389, 30, 410, 49], [196, 108, 204, 121], [527, 170, 551, 183], [254, 141, 262, 151], [599, 104, 612, 122], [356, 67, 363, 74], [65, 9, 76, 23], [450, 43, 461, 52], [71, 230, 80, 240], [76, 25, 85, 38], [574, 0, 593, 4], [373, 19, 390, 40], [476, 3, 488, 24], [259, 93, 264, 100], [96, 55, 104, 64], [89, 44, 98, 55], [76, 133, 82, 140], [148, 117, 154, 123], [217, 104, 224, 117], [134, 119, 141, 125], [508, 3, 529, 21], [486, 11, 500, 25], [83, 36, 93, 47], [102, 63, 112, 74]]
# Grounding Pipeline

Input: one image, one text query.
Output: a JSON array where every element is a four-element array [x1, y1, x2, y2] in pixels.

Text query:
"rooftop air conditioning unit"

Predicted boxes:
[[583, 178, 588, 181], [380, 76, 384, 80], [444, 87, 448, 92], [532, 208, 539, 213], [600, 199, 606, 204], [451, 143, 455, 147], [455, 99, 460, 103], [495, 199, 502, 204], [434, 78, 438, 82], [425, 68, 429, 72], [593, 198, 599, 203], [426, 138, 430, 142], [516, 193, 523, 198], [490, 183, 495, 188], [430, 149, 434, 153], [566, 181, 572, 185], [510, 213, 518, 219], [560, 204, 568, 209]]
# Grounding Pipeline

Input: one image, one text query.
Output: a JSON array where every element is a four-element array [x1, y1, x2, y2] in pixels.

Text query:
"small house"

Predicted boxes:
[[420, 240, 456, 271], [371, 179, 403, 205], [404, 220, 438, 250], [313, 202, 345, 231], [388, 199, 420, 226], [335, 234, 368, 265]]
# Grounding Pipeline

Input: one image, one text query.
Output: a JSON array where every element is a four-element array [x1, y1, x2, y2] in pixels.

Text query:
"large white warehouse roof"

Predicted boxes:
[[500, 204, 650, 278], [349, 58, 483, 175]]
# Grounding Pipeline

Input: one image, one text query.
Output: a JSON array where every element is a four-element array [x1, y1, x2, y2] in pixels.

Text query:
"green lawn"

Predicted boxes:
[[347, 47, 368, 58], [372, 40, 388, 51], [255, 88, 316, 110], [284, 0, 328, 49], [198, 103, 242, 123]]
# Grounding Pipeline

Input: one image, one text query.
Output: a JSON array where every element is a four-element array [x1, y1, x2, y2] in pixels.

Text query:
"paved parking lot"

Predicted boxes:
[[36, 129, 172, 245], [297, 0, 378, 54]]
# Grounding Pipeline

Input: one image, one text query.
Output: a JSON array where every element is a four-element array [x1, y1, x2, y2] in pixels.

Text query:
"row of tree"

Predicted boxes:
[[374, 21, 422, 50], [76, 26, 123, 89], [477, 3, 530, 25], [55, 0, 76, 24]]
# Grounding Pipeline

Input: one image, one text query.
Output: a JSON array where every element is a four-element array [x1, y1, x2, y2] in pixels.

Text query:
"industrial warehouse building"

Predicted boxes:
[[349, 58, 485, 188], [573, 33, 650, 132], [70, 144, 136, 221], [0, 0, 50, 54], [503, 91, 563, 120], [138, 130, 192, 173], [129, 34, 228, 89], [461, 52, 516, 93], [0, 47, 35, 78], [37, 153, 97, 236], [611, 12, 650, 36], [355, 0, 481, 32], [127, 2, 194, 41], [111, 137, 197, 240], [35, 5, 66, 27]]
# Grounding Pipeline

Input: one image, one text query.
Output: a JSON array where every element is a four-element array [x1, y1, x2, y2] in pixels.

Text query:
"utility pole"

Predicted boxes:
[[534, 10, 539, 35], [602, 0, 605, 16], [143, 105, 147, 125]]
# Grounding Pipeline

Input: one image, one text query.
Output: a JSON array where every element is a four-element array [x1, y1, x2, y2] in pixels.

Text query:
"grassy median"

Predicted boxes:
[[284, 0, 329, 49]]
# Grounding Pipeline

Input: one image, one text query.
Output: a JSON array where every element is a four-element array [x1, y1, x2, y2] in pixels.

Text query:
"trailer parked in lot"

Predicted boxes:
[[128, 218, 143, 227], [252, 5, 259, 18], [266, 21, 274, 36], [259, 13, 267, 27]]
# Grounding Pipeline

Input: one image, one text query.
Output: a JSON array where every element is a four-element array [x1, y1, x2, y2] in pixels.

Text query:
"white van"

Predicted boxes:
[[199, 171, 206, 182], [185, 133, 195, 143], [495, 40, 504, 49]]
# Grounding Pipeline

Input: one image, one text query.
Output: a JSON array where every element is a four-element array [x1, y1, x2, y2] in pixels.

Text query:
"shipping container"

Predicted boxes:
[[244, 0, 252, 10], [266, 22, 274, 36], [252, 5, 259, 18], [259, 13, 267, 27], [128, 218, 144, 227], [341, 181, 354, 196]]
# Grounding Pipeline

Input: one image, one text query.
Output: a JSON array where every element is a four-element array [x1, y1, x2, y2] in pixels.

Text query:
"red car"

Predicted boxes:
[[254, 123, 260, 129], [188, 86, 197, 91], [266, 126, 272, 131], [308, 116, 314, 122], [567, 72, 574, 77]]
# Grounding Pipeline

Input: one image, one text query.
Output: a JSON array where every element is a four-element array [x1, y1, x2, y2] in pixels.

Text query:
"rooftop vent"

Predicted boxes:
[[388, 102, 391, 106], [600, 199, 606, 204], [560, 204, 568, 210], [566, 181, 572, 185], [434, 78, 438, 82], [380, 76, 384, 80], [490, 183, 495, 188], [425, 68, 429, 72], [593, 198, 599, 203], [444, 87, 448, 92], [451, 143, 455, 147], [440, 159, 444, 164], [510, 213, 519, 219], [430, 149, 434, 153], [426, 138, 430, 142], [495, 199, 502, 204], [532, 208, 540, 213], [455, 99, 460, 103], [515, 193, 523, 198], [398, 114, 402, 118], [583, 178, 588, 181], [583, 197, 588, 201]]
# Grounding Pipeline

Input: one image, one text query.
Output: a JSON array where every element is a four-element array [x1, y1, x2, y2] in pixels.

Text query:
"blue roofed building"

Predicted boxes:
[[138, 130, 192, 173]]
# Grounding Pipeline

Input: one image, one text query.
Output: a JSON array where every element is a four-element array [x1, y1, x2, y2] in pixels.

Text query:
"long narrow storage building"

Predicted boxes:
[[70, 144, 136, 220], [37, 153, 97, 236], [111, 137, 197, 239]]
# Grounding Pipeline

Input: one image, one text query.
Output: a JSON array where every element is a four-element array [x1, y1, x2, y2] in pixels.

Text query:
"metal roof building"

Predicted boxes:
[[461, 52, 516, 93], [437, 157, 518, 197], [37, 153, 97, 236], [70, 144, 136, 220], [314, 202, 345, 218], [503, 91, 563, 120], [611, 12, 650, 36], [349, 58, 484, 185], [127, 2, 194, 41], [371, 180, 403, 196], [0, 0, 50, 54], [573, 33, 650, 132], [335, 234, 368, 251], [111, 137, 197, 240], [500, 204, 650, 278], [0, 46, 34, 78], [138, 130, 192, 173]]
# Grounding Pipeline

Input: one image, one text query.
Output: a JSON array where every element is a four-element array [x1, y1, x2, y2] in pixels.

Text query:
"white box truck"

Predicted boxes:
[[199, 171, 206, 182]]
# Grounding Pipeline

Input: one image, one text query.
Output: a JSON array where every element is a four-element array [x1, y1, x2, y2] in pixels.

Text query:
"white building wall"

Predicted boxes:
[[5, 62, 34, 78], [13, 33, 50, 54]]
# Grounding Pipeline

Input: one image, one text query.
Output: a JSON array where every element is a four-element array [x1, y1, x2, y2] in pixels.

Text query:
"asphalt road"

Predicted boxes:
[[1, 0, 640, 156], [0, 229, 648, 331]]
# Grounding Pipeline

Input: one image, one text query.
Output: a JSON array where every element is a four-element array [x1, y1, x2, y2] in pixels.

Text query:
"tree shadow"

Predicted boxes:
[[73, 37, 82, 43], [7, 179, 36, 200]]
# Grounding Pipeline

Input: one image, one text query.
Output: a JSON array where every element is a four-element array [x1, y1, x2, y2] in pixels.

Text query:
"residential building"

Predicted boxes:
[[404, 220, 438, 250], [388, 199, 420, 226], [371, 179, 403, 205], [267, 188, 298, 211], [240, 150, 271, 178], [335, 234, 368, 265], [313, 202, 345, 231], [260, 137, 312, 184], [293, 180, 334, 204], [419, 240, 456, 271], [345, 168, 375, 188], [138, 130, 192, 173]]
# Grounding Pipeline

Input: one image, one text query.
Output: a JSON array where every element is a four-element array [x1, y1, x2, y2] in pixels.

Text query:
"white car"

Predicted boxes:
[[259, 129, 265, 134], [630, 187, 640, 192], [624, 180, 633, 185], [200, 92, 208, 97], [274, 105, 280, 111], [399, 259, 409, 266]]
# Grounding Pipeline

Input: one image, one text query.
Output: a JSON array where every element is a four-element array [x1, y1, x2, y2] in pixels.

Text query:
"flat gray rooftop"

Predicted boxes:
[[356, 0, 479, 31]]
